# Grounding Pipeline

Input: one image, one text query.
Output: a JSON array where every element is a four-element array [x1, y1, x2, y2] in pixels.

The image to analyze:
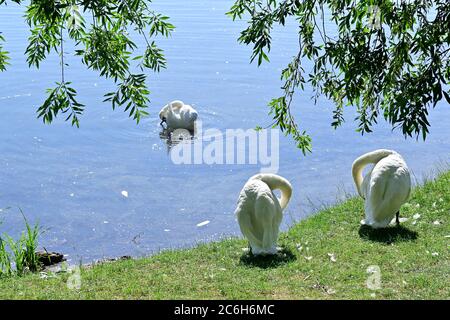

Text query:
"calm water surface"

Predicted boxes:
[[0, 1, 449, 262]]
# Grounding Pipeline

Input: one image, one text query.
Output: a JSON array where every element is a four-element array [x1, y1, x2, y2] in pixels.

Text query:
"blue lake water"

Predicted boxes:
[[0, 1, 449, 263]]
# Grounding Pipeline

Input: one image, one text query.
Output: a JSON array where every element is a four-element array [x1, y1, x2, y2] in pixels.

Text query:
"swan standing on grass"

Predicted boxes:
[[352, 149, 411, 229], [235, 174, 292, 255], [159, 100, 198, 131]]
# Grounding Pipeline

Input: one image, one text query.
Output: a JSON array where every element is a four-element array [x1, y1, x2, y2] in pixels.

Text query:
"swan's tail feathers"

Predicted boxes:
[[251, 174, 292, 210], [236, 209, 262, 248], [365, 199, 399, 229], [351, 149, 396, 198], [254, 196, 278, 251]]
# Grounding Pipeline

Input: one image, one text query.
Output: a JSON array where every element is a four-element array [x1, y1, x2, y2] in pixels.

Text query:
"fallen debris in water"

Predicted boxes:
[[196, 220, 210, 227]]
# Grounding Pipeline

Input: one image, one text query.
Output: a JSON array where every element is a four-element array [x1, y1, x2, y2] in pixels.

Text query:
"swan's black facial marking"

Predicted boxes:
[[160, 117, 167, 127]]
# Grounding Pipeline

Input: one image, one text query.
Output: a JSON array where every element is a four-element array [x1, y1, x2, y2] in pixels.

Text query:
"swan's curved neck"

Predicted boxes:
[[352, 149, 395, 197], [252, 174, 292, 210], [279, 187, 292, 210]]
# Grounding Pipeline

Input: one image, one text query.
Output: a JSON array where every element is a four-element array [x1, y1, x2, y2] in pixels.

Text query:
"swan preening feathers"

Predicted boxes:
[[352, 149, 411, 229], [235, 174, 292, 255], [156, 104, 413, 244], [234, 150, 411, 256], [159, 100, 198, 131]]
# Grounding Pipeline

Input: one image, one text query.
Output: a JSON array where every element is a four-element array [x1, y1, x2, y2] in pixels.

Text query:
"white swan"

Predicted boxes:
[[352, 149, 411, 229], [159, 100, 198, 131], [235, 173, 292, 255]]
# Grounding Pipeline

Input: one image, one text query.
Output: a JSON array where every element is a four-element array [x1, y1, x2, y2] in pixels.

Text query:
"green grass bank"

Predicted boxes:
[[0, 172, 449, 299]]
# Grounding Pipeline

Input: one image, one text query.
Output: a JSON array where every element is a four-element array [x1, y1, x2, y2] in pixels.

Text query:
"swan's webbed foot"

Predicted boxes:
[[395, 211, 400, 226]]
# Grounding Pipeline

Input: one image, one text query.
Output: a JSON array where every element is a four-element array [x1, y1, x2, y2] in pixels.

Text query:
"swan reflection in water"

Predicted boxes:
[[159, 126, 196, 154]]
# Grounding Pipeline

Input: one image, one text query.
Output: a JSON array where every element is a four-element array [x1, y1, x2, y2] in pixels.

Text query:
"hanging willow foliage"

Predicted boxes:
[[0, 0, 174, 126], [229, 0, 450, 153]]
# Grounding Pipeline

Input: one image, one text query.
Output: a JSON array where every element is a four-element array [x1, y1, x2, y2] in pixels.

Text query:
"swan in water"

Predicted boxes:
[[352, 149, 411, 229], [235, 173, 292, 255], [159, 100, 198, 131]]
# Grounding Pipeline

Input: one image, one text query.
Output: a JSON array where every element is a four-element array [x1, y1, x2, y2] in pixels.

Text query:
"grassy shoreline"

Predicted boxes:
[[0, 172, 448, 299]]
